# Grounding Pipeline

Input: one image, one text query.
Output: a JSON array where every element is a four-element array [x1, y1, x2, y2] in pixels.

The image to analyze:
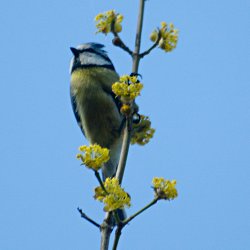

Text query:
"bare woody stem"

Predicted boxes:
[[116, 0, 146, 185], [77, 208, 101, 229], [115, 118, 132, 184], [94, 170, 108, 194], [139, 32, 161, 58], [100, 213, 113, 250], [101, 1, 146, 249], [132, 0, 145, 73], [112, 226, 122, 250], [122, 197, 159, 225], [112, 32, 133, 56], [110, 2, 147, 250], [112, 197, 159, 250]]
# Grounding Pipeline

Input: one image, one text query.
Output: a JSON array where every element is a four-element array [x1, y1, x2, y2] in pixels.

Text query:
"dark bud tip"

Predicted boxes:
[[112, 37, 122, 47]]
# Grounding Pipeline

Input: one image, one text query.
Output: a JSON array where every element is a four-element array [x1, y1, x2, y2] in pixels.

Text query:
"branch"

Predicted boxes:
[[112, 226, 122, 250], [115, 118, 132, 183], [139, 32, 161, 58], [77, 208, 100, 229], [132, 0, 145, 73], [115, 0, 146, 185], [123, 197, 158, 225], [101, 1, 146, 249], [112, 197, 159, 250], [111, 20, 133, 56], [100, 212, 114, 250], [112, 34, 133, 56], [94, 170, 108, 194]]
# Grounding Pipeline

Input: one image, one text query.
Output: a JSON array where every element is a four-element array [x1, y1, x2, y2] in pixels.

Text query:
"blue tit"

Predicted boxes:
[[69, 43, 123, 180]]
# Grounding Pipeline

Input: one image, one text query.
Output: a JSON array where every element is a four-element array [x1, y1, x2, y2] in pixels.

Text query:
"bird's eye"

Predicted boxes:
[[132, 113, 141, 124]]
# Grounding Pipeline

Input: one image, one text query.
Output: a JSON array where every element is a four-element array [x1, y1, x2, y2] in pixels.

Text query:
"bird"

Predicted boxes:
[[69, 43, 123, 180]]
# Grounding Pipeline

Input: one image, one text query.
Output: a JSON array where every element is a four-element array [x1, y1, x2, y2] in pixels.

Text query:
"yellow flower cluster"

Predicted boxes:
[[150, 22, 179, 52], [76, 144, 110, 171], [95, 10, 123, 34], [131, 115, 155, 145], [152, 177, 178, 200], [94, 177, 131, 212], [112, 75, 143, 103]]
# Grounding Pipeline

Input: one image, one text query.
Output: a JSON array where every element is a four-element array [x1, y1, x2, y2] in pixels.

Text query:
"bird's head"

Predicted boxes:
[[69, 43, 115, 73]]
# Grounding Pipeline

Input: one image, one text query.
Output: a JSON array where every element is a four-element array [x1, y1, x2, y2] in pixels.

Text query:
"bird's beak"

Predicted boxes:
[[70, 47, 79, 57]]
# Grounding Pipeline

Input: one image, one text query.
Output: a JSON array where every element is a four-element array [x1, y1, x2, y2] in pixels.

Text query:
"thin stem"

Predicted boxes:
[[112, 226, 122, 250], [100, 213, 114, 250], [112, 198, 159, 250], [112, 34, 133, 56], [94, 171, 108, 194], [115, 118, 132, 184], [139, 42, 158, 58], [77, 208, 100, 229], [101, 1, 146, 249], [139, 31, 161, 58], [132, 0, 145, 73], [123, 197, 159, 225], [115, 0, 146, 185], [111, 20, 133, 56]]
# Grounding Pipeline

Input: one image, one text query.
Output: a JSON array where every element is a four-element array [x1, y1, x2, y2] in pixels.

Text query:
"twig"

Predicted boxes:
[[77, 208, 100, 229], [112, 33, 133, 56], [115, 118, 132, 184], [132, 0, 145, 73], [94, 170, 108, 194], [112, 197, 159, 250], [123, 197, 158, 225], [111, 21, 133, 56], [112, 226, 122, 250], [100, 212, 114, 250], [139, 32, 161, 58], [115, 0, 146, 185], [101, 1, 146, 249]]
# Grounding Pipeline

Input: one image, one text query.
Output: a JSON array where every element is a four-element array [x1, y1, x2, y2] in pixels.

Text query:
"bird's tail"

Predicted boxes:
[[102, 138, 126, 221], [102, 138, 122, 180]]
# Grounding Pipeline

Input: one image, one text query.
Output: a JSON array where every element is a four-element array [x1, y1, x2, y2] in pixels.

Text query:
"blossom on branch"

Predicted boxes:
[[131, 115, 155, 145], [76, 144, 110, 171], [94, 177, 131, 212], [152, 177, 178, 200], [150, 22, 179, 52], [95, 10, 123, 34], [112, 75, 143, 103]]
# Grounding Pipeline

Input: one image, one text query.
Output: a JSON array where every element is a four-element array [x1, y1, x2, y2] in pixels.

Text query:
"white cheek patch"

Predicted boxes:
[[79, 52, 111, 66]]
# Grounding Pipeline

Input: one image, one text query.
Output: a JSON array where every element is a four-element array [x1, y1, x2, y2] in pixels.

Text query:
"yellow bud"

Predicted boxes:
[[120, 75, 129, 82], [78, 145, 86, 151], [159, 38, 165, 49], [150, 30, 158, 42], [95, 13, 104, 21], [76, 154, 82, 159], [114, 23, 122, 33], [129, 75, 137, 84], [116, 14, 123, 23], [121, 104, 132, 116], [161, 21, 167, 28], [106, 10, 115, 17]]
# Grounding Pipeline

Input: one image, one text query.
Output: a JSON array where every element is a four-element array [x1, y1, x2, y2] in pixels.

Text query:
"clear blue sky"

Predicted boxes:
[[1, 0, 249, 249]]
